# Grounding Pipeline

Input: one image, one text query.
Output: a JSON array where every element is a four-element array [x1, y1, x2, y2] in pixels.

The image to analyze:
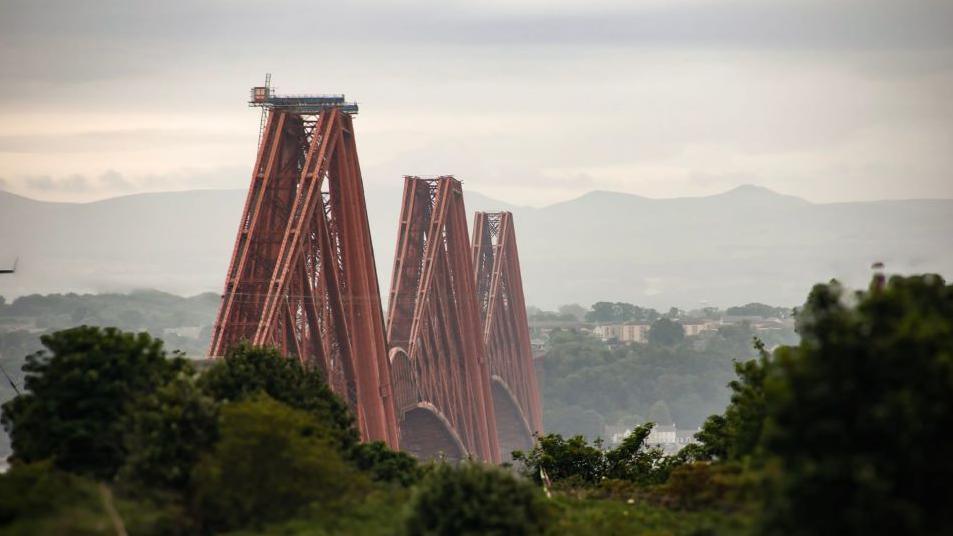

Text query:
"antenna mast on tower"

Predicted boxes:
[[255, 73, 272, 147]]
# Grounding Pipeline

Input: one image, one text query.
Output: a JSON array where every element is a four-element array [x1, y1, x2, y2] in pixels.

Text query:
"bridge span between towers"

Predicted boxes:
[[208, 83, 542, 462]]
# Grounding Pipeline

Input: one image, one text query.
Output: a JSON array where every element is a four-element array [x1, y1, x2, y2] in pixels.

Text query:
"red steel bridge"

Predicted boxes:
[[209, 84, 542, 462]]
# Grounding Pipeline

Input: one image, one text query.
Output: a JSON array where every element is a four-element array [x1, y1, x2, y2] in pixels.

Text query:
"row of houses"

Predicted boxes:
[[592, 320, 723, 343], [591, 317, 792, 344]]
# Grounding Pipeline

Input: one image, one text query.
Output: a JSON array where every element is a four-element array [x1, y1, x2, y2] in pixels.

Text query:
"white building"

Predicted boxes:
[[647, 423, 677, 445], [680, 320, 719, 337]]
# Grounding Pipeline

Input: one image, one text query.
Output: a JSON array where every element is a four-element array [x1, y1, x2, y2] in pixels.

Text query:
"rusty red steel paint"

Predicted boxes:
[[386, 176, 501, 463], [473, 211, 544, 460], [210, 105, 539, 464], [209, 109, 398, 448]]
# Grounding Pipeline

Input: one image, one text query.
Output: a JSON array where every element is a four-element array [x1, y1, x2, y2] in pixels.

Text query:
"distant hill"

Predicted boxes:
[[2, 185, 951, 309]]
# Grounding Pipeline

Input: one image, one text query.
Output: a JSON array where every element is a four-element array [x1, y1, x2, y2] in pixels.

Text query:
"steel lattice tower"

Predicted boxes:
[[386, 176, 501, 463], [209, 91, 398, 448], [473, 211, 543, 460]]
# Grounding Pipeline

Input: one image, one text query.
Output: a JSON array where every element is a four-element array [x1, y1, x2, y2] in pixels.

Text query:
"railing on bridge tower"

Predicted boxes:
[[208, 86, 399, 449], [472, 211, 544, 460], [386, 176, 501, 463]]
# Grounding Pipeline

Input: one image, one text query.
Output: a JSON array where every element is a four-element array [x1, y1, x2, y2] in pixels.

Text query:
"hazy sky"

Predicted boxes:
[[1, 0, 952, 205]]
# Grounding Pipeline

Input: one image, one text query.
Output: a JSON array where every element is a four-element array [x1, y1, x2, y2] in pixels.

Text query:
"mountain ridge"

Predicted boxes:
[[2, 185, 951, 309], [5, 183, 952, 209]]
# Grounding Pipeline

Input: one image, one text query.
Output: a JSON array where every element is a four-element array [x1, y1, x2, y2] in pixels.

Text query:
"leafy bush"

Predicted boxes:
[[190, 396, 369, 532], [120, 377, 219, 492], [351, 440, 421, 486], [404, 463, 551, 536], [514, 426, 680, 488], [199, 343, 358, 452], [654, 462, 761, 512], [514, 434, 606, 485], [0, 461, 185, 535], [604, 425, 679, 485]]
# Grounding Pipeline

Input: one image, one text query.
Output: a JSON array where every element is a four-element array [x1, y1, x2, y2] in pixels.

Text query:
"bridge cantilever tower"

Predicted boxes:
[[208, 84, 398, 448], [473, 212, 543, 460], [387, 176, 500, 463]]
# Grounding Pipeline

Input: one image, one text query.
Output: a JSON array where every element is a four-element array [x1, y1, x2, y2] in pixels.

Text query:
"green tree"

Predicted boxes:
[[191, 396, 368, 532], [604, 424, 672, 485], [513, 433, 606, 485], [513, 427, 679, 488], [1, 327, 188, 479], [198, 342, 358, 452], [120, 377, 219, 492], [647, 318, 685, 346], [404, 463, 551, 536], [694, 339, 771, 461], [761, 275, 953, 534]]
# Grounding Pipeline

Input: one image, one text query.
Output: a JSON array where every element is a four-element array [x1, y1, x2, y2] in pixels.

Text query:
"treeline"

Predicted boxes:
[[528, 301, 791, 324], [541, 323, 797, 438], [0, 290, 219, 358]]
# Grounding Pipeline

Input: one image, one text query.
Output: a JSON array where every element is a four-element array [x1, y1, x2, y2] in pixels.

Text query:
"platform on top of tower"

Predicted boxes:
[[249, 86, 358, 115]]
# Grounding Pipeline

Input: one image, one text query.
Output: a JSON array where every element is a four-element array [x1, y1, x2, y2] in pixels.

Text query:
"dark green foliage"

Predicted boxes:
[[199, 342, 358, 452], [404, 463, 551, 536], [121, 377, 219, 491], [351, 440, 421, 486], [604, 425, 677, 485], [191, 396, 369, 532], [647, 317, 685, 346], [0, 461, 102, 528], [654, 462, 760, 513], [692, 415, 729, 460], [693, 339, 771, 462], [0, 461, 186, 535], [761, 275, 953, 535], [513, 426, 678, 487], [0, 326, 188, 479], [514, 434, 606, 485], [549, 494, 752, 536]]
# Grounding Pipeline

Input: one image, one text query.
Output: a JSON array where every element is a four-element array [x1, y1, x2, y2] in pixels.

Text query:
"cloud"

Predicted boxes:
[[25, 174, 91, 192], [11, 168, 245, 200], [0, 129, 246, 154], [2, 1, 953, 87]]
